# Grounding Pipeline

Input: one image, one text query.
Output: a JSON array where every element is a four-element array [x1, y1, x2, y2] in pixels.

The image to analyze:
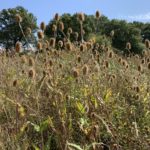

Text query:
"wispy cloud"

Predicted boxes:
[[118, 12, 150, 21]]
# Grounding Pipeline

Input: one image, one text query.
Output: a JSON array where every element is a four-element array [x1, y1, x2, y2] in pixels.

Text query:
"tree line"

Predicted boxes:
[[0, 6, 150, 54]]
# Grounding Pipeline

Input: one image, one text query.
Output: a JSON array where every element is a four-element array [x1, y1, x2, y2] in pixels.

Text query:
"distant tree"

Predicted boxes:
[[0, 6, 37, 49]]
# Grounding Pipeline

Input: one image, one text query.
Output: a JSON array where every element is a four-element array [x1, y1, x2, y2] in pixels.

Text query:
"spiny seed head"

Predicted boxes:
[[72, 68, 79, 78], [15, 41, 22, 53], [138, 64, 143, 72], [15, 14, 22, 23], [37, 31, 44, 39], [66, 42, 72, 51], [52, 24, 57, 32], [82, 64, 89, 75], [49, 38, 56, 48], [141, 59, 145, 64], [145, 39, 150, 49], [37, 41, 42, 50], [68, 27, 73, 34], [49, 59, 53, 66], [78, 13, 85, 22], [58, 40, 63, 48], [26, 27, 32, 35], [21, 55, 27, 64], [29, 57, 35, 66], [80, 44, 85, 52], [104, 61, 109, 68], [95, 10, 101, 19], [142, 50, 147, 56], [54, 13, 60, 21], [28, 68, 36, 79], [108, 51, 113, 58], [40, 22, 46, 31], [147, 62, 150, 69], [126, 42, 131, 50], [77, 55, 81, 63], [147, 58, 150, 63], [74, 32, 79, 39], [59, 21, 64, 31], [13, 79, 18, 87], [110, 30, 115, 37]]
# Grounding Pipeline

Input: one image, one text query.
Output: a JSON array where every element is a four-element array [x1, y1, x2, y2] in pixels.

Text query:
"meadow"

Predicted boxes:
[[0, 12, 150, 150]]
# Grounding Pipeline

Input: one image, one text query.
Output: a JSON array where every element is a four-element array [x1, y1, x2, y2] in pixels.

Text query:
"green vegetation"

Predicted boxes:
[[0, 7, 150, 150]]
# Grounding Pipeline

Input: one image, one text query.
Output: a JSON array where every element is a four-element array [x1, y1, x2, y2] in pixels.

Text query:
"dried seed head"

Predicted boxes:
[[15, 14, 22, 23], [86, 42, 93, 50], [54, 13, 60, 21], [59, 21, 64, 31], [126, 42, 131, 50], [147, 58, 150, 63], [68, 27, 73, 34], [78, 13, 85, 22], [40, 22, 46, 31], [49, 59, 53, 67], [110, 30, 115, 37], [58, 40, 63, 48], [37, 31, 44, 39], [72, 68, 79, 78], [44, 40, 49, 49], [80, 44, 85, 52], [142, 50, 148, 56], [138, 64, 143, 72], [104, 61, 109, 68], [145, 39, 150, 49], [147, 62, 150, 69], [13, 79, 18, 87], [26, 27, 32, 35], [66, 42, 72, 51], [74, 32, 79, 40], [28, 68, 36, 79], [82, 64, 89, 75], [108, 51, 113, 58], [15, 41, 22, 53], [141, 58, 145, 64], [29, 57, 35, 66], [77, 55, 81, 63], [37, 41, 42, 50], [95, 10, 101, 19], [49, 38, 56, 48], [21, 55, 27, 64], [52, 24, 57, 32]]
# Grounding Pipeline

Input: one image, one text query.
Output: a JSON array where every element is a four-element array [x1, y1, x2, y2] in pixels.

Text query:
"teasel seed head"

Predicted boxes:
[[72, 68, 79, 78], [28, 68, 36, 79], [59, 21, 64, 31], [15, 41, 22, 53], [104, 60, 109, 68], [40, 22, 46, 31], [126, 42, 131, 50], [15, 14, 22, 23], [49, 38, 56, 48], [52, 24, 57, 32], [82, 64, 89, 75], [65, 42, 72, 51], [37, 31, 44, 39], [54, 13, 60, 21], [37, 41, 42, 50], [29, 57, 35, 66], [80, 44, 85, 52], [68, 27, 73, 34], [142, 50, 147, 56], [147, 62, 150, 69], [108, 51, 113, 58], [78, 13, 85, 22], [26, 27, 32, 35], [145, 39, 150, 49], [95, 10, 101, 19], [21, 55, 27, 64], [58, 40, 63, 48], [13, 79, 18, 87], [138, 64, 143, 72], [141, 58, 145, 64]]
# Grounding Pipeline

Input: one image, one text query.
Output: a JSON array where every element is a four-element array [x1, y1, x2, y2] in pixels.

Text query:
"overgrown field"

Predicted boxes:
[[0, 12, 150, 150], [0, 43, 150, 150]]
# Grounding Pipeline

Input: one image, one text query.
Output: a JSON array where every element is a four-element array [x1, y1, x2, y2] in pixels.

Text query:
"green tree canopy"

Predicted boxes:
[[0, 6, 37, 49]]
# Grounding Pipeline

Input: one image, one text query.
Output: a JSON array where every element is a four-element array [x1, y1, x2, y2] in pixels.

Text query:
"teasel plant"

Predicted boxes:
[[95, 10, 101, 33], [15, 14, 33, 51], [78, 13, 85, 43]]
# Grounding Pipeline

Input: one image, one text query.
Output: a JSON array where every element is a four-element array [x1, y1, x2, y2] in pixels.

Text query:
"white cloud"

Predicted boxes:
[[118, 12, 150, 21]]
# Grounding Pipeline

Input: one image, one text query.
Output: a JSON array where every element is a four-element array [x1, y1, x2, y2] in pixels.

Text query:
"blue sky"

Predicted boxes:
[[0, 0, 150, 25]]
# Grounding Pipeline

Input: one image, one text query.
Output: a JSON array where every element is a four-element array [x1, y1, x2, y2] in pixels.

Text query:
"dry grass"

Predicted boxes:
[[0, 13, 150, 150]]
